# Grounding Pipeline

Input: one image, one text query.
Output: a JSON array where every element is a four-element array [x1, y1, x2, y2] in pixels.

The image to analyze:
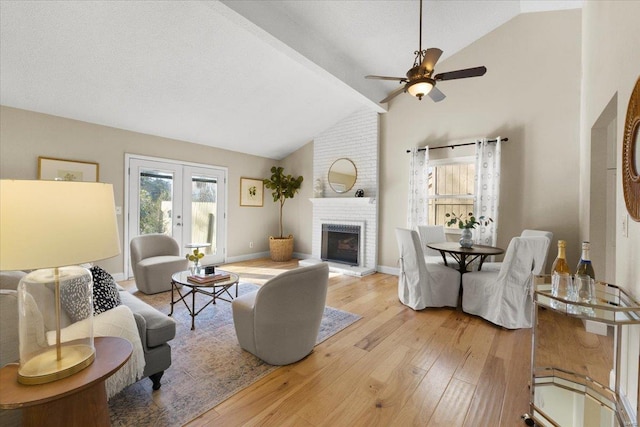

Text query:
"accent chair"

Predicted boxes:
[[130, 234, 188, 294], [232, 263, 329, 365]]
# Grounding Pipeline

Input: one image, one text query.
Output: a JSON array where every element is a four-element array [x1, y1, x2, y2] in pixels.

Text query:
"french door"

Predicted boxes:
[[125, 156, 226, 277]]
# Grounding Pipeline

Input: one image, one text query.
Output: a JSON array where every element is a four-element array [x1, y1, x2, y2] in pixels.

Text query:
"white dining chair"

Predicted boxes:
[[482, 229, 553, 275], [416, 224, 457, 265], [461, 236, 549, 329], [396, 228, 461, 310]]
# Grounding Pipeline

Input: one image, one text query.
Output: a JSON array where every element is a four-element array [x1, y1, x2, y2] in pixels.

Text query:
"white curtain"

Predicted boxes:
[[474, 137, 501, 246], [407, 147, 429, 229]]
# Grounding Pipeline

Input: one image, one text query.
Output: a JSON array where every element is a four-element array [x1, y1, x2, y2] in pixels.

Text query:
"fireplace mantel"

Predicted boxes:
[[309, 197, 376, 206]]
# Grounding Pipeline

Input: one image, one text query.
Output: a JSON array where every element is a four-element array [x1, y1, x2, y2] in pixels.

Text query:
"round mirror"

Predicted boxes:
[[622, 76, 640, 221], [328, 158, 357, 193]]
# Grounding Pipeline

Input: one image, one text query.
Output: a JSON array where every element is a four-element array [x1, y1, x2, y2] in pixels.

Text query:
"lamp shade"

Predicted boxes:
[[0, 180, 121, 270], [407, 79, 434, 99]]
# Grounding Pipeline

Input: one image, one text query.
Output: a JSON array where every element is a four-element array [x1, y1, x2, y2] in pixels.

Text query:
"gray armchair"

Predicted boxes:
[[130, 234, 188, 294], [232, 263, 329, 365]]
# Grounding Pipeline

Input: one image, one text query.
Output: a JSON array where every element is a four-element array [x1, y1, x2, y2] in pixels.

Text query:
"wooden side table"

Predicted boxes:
[[0, 336, 132, 427]]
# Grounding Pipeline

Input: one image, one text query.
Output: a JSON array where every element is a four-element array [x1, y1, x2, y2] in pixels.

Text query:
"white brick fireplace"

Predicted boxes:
[[300, 108, 379, 276]]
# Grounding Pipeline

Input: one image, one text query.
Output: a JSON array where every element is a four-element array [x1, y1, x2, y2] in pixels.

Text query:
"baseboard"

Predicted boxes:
[[225, 251, 270, 263], [376, 265, 399, 276]]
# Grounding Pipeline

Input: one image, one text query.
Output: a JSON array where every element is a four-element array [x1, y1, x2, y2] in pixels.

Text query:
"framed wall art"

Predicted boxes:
[[38, 157, 99, 182], [240, 177, 264, 207]]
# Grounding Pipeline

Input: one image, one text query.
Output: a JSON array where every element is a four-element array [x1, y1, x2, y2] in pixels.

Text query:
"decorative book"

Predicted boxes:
[[187, 273, 231, 284]]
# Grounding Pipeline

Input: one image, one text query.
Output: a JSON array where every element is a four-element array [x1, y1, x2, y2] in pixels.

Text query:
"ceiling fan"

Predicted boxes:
[[365, 0, 487, 104]]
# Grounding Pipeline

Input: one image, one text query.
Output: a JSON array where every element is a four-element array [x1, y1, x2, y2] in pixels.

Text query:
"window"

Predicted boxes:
[[427, 156, 475, 230]]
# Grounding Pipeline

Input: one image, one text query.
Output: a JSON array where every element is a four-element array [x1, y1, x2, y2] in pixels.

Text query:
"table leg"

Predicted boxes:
[[169, 281, 175, 316], [191, 289, 196, 330], [439, 252, 449, 266], [478, 255, 488, 271]]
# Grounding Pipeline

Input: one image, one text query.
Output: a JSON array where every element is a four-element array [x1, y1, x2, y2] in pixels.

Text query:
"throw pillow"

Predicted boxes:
[[90, 266, 121, 315], [60, 274, 93, 323]]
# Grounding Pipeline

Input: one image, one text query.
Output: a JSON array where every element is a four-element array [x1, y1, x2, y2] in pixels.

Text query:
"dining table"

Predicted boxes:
[[426, 241, 505, 274]]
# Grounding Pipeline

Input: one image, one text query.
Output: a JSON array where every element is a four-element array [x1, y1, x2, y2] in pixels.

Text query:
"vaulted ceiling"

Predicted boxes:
[[0, 1, 581, 159]]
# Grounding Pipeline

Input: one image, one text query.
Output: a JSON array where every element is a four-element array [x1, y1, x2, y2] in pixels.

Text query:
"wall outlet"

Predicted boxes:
[[249, 241, 254, 248], [115, 206, 122, 215]]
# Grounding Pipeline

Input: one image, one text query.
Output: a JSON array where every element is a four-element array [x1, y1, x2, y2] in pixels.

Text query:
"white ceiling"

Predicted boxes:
[[0, 0, 581, 160]]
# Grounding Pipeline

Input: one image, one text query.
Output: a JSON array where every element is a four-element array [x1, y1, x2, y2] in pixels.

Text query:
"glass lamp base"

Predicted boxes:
[[17, 343, 95, 385]]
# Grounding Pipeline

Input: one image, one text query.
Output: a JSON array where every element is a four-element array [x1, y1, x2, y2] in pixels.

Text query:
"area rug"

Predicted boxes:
[[109, 282, 361, 426]]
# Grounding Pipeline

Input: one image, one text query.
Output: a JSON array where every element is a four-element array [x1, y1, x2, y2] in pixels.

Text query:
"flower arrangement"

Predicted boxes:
[[185, 248, 205, 267], [445, 211, 493, 229]]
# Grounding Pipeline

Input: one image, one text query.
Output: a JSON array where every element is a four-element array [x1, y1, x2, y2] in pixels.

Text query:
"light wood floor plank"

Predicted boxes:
[[167, 258, 606, 426]]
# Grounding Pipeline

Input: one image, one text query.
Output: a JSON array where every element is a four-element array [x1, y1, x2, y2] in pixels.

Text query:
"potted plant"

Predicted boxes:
[[263, 166, 304, 261], [445, 211, 493, 248]]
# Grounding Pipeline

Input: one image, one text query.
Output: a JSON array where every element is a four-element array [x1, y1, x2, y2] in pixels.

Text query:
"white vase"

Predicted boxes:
[[459, 228, 474, 248]]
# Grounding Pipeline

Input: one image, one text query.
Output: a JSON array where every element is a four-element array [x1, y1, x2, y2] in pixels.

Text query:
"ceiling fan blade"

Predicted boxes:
[[428, 86, 445, 102], [380, 86, 405, 104], [420, 48, 443, 73], [365, 75, 406, 81], [434, 66, 487, 81]]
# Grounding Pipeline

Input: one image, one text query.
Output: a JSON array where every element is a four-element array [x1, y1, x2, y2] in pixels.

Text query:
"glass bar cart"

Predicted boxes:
[[524, 275, 640, 426]]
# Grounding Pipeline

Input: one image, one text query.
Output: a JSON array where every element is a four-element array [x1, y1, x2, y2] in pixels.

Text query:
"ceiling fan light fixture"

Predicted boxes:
[[406, 78, 434, 100]]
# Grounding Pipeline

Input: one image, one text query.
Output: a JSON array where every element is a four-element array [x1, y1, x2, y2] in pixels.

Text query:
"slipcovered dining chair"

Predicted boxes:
[[482, 229, 553, 275], [396, 228, 461, 310], [417, 224, 457, 265], [461, 236, 549, 329], [130, 234, 188, 294], [232, 263, 329, 365], [417, 225, 446, 257]]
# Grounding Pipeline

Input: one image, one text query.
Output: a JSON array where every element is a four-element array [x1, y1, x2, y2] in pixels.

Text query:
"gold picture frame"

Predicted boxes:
[[240, 177, 264, 207], [38, 157, 99, 182]]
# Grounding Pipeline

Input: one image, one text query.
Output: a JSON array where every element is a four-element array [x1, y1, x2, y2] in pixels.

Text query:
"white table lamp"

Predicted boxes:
[[0, 180, 120, 384]]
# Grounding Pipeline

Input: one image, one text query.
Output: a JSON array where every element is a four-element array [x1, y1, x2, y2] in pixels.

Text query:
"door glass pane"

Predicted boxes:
[[190, 175, 217, 255], [139, 170, 173, 235]]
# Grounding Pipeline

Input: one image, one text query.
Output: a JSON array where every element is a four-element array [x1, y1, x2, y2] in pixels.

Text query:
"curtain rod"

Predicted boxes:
[[406, 137, 509, 153]]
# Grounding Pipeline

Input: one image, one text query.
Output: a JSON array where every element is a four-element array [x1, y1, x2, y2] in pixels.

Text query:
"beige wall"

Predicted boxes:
[[0, 106, 283, 275], [280, 140, 314, 256], [378, 9, 582, 269], [581, 0, 640, 412], [581, 1, 640, 299]]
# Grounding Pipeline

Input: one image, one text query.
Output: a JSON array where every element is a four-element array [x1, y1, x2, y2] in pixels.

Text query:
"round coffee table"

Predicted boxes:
[[170, 270, 240, 330]]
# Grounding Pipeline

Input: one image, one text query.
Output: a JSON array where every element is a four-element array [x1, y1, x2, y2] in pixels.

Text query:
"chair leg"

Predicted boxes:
[[149, 371, 164, 390]]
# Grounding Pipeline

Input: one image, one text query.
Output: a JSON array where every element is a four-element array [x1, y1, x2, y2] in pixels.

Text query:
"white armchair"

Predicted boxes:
[[232, 263, 329, 365], [461, 236, 549, 329], [396, 228, 461, 310]]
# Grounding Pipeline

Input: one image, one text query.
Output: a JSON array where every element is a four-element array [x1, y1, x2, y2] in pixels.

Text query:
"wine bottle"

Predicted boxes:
[[576, 241, 595, 279], [550, 240, 570, 275], [550, 240, 574, 310]]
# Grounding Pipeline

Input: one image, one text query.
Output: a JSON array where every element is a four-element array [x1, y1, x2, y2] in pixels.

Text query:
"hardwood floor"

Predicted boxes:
[[184, 258, 533, 427]]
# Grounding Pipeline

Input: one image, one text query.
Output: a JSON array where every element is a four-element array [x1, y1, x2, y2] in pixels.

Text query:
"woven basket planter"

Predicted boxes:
[[269, 235, 294, 262]]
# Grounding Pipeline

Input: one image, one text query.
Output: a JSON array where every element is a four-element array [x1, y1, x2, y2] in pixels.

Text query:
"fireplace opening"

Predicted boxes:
[[321, 224, 360, 266]]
